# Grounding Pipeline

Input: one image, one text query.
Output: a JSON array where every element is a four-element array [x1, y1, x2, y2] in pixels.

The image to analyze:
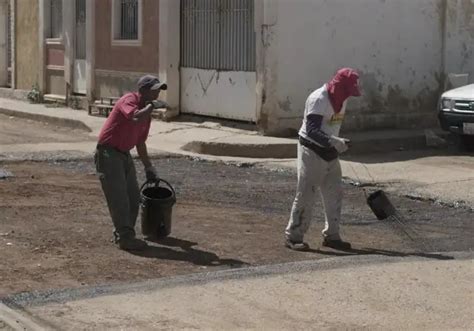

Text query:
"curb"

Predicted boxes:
[[0, 108, 92, 133], [181, 131, 450, 159], [182, 141, 297, 159], [0, 302, 48, 330], [1, 104, 451, 159], [345, 133, 427, 155], [2, 251, 470, 309]]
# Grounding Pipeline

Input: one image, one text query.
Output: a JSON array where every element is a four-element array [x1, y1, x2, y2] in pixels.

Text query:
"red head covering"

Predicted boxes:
[[327, 68, 361, 113]]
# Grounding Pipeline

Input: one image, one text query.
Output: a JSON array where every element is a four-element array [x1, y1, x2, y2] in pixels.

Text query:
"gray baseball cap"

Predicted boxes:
[[137, 75, 167, 91]]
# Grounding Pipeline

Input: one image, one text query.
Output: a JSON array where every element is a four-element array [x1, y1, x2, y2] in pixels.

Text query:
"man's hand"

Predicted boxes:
[[343, 138, 351, 148], [133, 103, 154, 121], [149, 100, 169, 109], [329, 136, 349, 154], [145, 165, 158, 181]]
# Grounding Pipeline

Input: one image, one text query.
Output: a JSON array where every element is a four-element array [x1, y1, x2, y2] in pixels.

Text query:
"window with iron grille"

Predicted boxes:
[[112, 0, 142, 44], [49, 0, 62, 39]]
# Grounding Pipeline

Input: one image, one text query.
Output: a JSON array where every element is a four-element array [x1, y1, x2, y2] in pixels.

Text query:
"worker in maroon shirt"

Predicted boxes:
[[95, 75, 167, 251]]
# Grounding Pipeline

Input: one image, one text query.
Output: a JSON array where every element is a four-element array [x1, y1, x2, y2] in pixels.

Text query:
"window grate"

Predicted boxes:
[[50, 0, 63, 39], [181, 0, 256, 72], [119, 0, 138, 40]]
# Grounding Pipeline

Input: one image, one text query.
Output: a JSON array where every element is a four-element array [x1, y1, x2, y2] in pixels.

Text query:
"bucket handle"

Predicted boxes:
[[140, 178, 176, 197]]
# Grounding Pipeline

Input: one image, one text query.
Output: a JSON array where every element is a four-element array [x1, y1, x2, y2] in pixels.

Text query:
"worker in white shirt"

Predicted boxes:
[[285, 68, 362, 251]]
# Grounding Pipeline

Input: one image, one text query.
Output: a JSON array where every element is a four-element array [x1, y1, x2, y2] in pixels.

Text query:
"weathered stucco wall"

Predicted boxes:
[[15, 0, 39, 90], [259, 0, 450, 135], [445, 0, 474, 84], [94, 0, 160, 98], [95, 0, 159, 73], [95, 69, 146, 98]]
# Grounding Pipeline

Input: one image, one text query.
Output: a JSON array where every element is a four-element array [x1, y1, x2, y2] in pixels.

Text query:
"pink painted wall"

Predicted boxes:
[[95, 0, 159, 73], [47, 47, 65, 66]]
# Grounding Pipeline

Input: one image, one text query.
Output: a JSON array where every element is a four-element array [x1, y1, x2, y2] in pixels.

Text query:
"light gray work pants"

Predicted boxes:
[[285, 143, 343, 242]]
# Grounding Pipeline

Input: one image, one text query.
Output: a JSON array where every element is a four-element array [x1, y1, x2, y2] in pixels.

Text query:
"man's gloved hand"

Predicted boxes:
[[149, 100, 169, 109], [329, 136, 349, 154], [145, 165, 158, 181]]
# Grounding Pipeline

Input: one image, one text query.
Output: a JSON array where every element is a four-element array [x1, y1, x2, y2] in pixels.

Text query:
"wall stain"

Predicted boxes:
[[358, 72, 385, 112], [387, 85, 411, 109], [278, 97, 292, 113], [261, 23, 277, 48], [356, 71, 442, 116], [461, 0, 474, 32]]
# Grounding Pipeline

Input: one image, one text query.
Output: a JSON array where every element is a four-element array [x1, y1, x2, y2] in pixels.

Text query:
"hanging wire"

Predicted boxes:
[[348, 161, 431, 252]]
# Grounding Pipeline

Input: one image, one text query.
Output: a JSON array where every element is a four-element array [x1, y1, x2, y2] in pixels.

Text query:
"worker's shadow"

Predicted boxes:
[[130, 237, 248, 267], [308, 247, 454, 260]]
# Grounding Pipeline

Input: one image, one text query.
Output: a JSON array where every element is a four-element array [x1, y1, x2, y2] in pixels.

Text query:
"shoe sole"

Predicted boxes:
[[285, 242, 310, 252]]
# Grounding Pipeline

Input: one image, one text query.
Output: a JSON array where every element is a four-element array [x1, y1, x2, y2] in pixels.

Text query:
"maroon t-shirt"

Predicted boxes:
[[98, 92, 151, 152]]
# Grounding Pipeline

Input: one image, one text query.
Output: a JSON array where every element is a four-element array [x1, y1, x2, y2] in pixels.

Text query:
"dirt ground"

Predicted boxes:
[[0, 114, 92, 145], [1, 158, 472, 298]]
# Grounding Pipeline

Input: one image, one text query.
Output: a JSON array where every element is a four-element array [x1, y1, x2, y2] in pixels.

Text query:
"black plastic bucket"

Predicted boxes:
[[140, 179, 176, 239], [367, 190, 397, 220]]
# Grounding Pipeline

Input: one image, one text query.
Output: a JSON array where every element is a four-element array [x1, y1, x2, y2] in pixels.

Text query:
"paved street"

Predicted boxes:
[[0, 106, 473, 330], [19, 253, 474, 330], [3, 156, 472, 296], [2, 0, 472, 328]]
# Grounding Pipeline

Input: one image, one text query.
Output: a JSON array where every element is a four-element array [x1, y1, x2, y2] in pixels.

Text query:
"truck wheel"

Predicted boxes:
[[460, 135, 474, 152]]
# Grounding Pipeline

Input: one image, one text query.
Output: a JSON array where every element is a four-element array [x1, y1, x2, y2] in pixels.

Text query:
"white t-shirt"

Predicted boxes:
[[299, 84, 346, 146]]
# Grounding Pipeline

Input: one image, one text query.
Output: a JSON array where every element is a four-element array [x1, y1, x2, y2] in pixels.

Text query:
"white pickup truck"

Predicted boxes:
[[438, 84, 474, 148]]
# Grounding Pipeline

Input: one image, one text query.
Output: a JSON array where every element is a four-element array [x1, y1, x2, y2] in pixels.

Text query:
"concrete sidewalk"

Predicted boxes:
[[3, 253, 473, 330], [0, 97, 296, 161], [0, 97, 447, 160]]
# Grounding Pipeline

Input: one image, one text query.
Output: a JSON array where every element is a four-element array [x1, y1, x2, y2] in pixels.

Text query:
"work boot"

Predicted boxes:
[[118, 237, 148, 251], [322, 238, 352, 251], [285, 239, 310, 251]]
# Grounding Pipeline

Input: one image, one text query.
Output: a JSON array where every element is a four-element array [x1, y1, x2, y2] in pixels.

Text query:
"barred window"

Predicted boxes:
[[120, 0, 138, 39], [49, 0, 62, 39], [112, 0, 142, 44]]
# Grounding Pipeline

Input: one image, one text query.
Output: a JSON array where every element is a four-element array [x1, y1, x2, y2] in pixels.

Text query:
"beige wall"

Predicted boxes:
[[15, 0, 40, 90], [258, 0, 457, 135], [95, 0, 159, 73], [95, 69, 145, 98], [445, 0, 474, 84]]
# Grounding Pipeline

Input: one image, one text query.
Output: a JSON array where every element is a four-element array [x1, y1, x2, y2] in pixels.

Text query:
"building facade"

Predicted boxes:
[[0, 0, 473, 136]]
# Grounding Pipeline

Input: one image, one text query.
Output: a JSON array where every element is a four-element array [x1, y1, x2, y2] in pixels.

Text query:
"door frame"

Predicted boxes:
[[0, 0, 9, 87], [64, 0, 94, 98], [0, 0, 14, 88], [158, 0, 264, 122], [72, 0, 86, 95]]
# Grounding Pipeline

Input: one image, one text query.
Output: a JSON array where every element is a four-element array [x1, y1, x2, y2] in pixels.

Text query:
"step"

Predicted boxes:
[[181, 128, 451, 159], [43, 94, 67, 104]]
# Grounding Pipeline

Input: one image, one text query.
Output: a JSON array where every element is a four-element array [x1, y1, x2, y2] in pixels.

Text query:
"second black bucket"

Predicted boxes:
[[140, 179, 176, 239], [367, 190, 398, 220]]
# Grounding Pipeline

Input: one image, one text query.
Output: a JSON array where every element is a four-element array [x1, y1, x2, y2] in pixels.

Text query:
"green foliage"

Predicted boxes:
[[27, 84, 43, 103]]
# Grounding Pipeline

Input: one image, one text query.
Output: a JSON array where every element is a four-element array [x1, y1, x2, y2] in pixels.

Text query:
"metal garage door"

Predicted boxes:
[[180, 0, 257, 122]]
